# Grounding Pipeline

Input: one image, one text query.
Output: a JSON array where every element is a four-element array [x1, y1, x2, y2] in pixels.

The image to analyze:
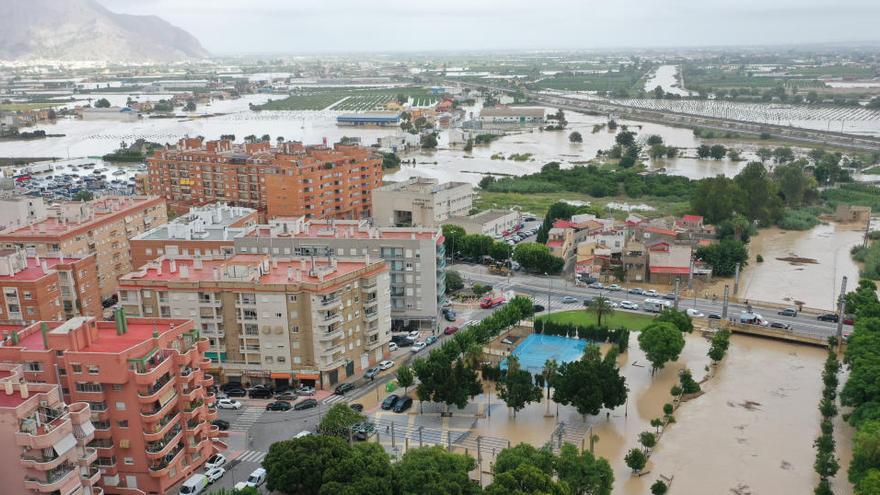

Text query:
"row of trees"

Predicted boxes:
[[533, 319, 630, 353], [814, 347, 841, 495], [442, 225, 512, 262], [512, 242, 565, 274]]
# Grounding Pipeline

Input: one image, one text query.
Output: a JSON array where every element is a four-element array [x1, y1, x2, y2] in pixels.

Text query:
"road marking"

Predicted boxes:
[[235, 450, 267, 464], [229, 406, 264, 432], [323, 394, 348, 405]]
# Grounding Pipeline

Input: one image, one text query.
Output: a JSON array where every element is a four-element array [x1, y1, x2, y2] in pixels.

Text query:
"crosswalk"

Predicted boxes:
[[323, 394, 348, 406], [234, 450, 266, 464], [230, 406, 264, 432]]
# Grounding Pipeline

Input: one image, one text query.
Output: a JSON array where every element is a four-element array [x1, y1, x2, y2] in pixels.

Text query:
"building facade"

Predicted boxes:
[[117, 254, 391, 390], [130, 203, 257, 269], [235, 217, 444, 330], [371, 177, 473, 228], [0, 197, 167, 300], [0, 316, 221, 495], [0, 363, 99, 495], [446, 209, 522, 237], [145, 138, 383, 220]]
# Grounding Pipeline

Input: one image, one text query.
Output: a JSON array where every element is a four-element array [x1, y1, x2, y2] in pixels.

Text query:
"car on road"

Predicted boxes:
[[393, 396, 413, 413], [628, 288, 644, 295], [588, 282, 604, 289], [818, 313, 839, 322], [663, 292, 677, 300], [274, 391, 298, 401], [215, 392, 228, 401], [425, 336, 438, 346], [350, 403, 364, 412], [644, 289, 658, 297], [685, 308, 705, 317], [205, 467, 225, 484], [770, 322, 792, 329], [352, 421, 375, 441], [234, 468, 267, 492], [335, 383, 355, 395], [266, 401, 292, 411], [708, 313, 722, 320], [295, 386, 315, 396], [620, 301, 639, 310], [411, 342, 427, 353], [224, 387, 246, 398], [379, 360, 395, 370], [778, 308, 798, 317], [561, 296, 578, 304], [533, 304, 545, 313], [205, 454, 227, 470], [211, 419, 229, 431], [363, 367, 381, 380], [216, 399, 242, 410], [443, 309, 457, 321], [407, 330, 421, 340], [389, 342, 399, 351], [443, 326, 459, 335], [382, 394, 400, 410], [607, 284, 622, 291], [293, 399, 318, 410], [248, 388, 272, 399]]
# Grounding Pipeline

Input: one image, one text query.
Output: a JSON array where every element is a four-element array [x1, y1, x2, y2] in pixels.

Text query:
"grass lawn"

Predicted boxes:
[[538, 310, 656, 330], [862, 166, 880, 175], [475, 191, 690, 219], [0, 103, 55, 111]]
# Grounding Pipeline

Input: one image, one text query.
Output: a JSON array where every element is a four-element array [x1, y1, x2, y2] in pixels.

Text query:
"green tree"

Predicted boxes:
[[690, 176, 745, 224], [442, 225, 467, 258], [513, 242, 565, 274], [556, 443, 614, 495], [497, 356, 543, 417], [464, 138, 474, 153], [396, 364, 414, 394], [421, 133, 438, 149], [696, 144, 711, 159], [414, 357, 482, 413], [73, 190, 94, 202], [696, 239, 749, 277], [380, 152, 401, 170], [94, 98, 111, 108], [775, 161, 813, 207], [569, 131, 583, 143], [735, 162, 783, 225], [651, 480, 669, 495], [850, 420, 880, 486], [319, 403, 365, 437], [727, 148, 742, 161], [856, 469, 880, 494], [639, 431, 657, 452], [646, 135, 663, 146], [184, 100, 196, 112], [494, 443, 556, 475], [756, 147, 772, 163], [708, 328, 732, 363], [616, 131, 636, 147], [587, 296, 615, 327], [489, 241, 512, 262], [393, 446, 480, 495], [773, 146, 795, 164], [553, 346, 627, 417], [655, 308, 693, 333], [638, 323, 686, 375], [445, 270, 464, 293], [709, 144, 727, 160], [485, 464, 570, 495], [624, 448, 647, 474]]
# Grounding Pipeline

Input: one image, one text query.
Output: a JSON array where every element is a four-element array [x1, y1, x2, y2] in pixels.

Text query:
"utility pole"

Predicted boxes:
[[836, 276, 847, 356], [546, 273, 552, 313], [865, 214, 873, 249], [722, 285, 730, 319], [673, 278, 680, 310], [733, 263, 741, 295]]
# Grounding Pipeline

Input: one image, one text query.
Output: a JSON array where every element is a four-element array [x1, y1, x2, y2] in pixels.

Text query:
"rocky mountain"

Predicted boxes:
[[0, 0, 209, 62]]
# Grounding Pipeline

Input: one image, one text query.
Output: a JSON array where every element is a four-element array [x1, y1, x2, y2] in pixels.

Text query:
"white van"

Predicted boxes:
[[234, 467, 267, 491], [294, 430, 313, 439], [179, 474, 209, 495]]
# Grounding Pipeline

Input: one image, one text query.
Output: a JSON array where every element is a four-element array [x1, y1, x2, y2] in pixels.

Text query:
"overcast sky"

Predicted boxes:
[[98, 0, 880, 55]]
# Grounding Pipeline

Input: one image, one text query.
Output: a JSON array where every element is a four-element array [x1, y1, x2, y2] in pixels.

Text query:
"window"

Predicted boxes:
[[277, 356, 286, 363], [124, 457, 134, 465], [71, 363, 82, 373], [23, 291, 32, 300], [26, 362, 42, 372], [26, 307, 34, 316], [291, 326, 299, 333], [242, 309, 257, 321], [88, 365, 100, 375], [75, 382, 104, 393], [112, 384, 123, 392], [117, 420, 129, 428], [264, 356, 274, 363]]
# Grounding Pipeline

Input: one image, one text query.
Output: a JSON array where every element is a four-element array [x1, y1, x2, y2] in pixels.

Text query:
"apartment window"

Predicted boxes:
[[242, 309, 257, 321], [75, 382, 104, 393], [23, 291, 32, 300], [26, 362, 42, 372], [112, 384, 123, 392], [124, 457, 134, 465], [117, 420, 129, 428], [264, 356, 273, 364], [87, 401, 107, 412], [71, 363, 82, 373], [277, 356, 286, 363], [26, 307, 34, 316], [243, 324, 258, 336], [115, 402, 126, 411], [291, 326, 299, 334], [88, 365, 100, 375]]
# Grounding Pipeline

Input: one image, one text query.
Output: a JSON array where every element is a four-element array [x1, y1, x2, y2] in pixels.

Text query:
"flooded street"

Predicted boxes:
[[644, 65, 694, 97], [739, 223, 864, 310]]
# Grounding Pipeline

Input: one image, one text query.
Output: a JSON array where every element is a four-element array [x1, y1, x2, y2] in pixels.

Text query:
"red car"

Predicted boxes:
[[443, 326, 459, 335]]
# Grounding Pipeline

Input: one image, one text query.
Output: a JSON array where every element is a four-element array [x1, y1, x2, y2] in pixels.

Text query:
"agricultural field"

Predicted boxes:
[[683, 66, 828, 90], [0, 102, 56, 111], [255, 86, 436, 112], [474, 191, 689, 219], [533, 69, 649, 93]]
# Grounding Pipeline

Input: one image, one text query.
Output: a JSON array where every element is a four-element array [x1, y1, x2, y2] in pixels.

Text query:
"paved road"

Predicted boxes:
[[452, 264, 847, 338]]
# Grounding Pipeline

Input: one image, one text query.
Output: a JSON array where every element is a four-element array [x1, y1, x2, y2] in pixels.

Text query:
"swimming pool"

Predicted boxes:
[[500, 333, 588, 374]]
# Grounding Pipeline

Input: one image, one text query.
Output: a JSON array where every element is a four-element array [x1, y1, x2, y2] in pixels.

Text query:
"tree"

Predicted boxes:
[[756, 147, 773, 163], [184, 100, 196, 112], [709, 144, 727, 160], [655, 309, 693, 333], [638, 322, 686, 374], [261, 134, 272, 142], [615, 131, 636, 147], [396, 364, 414, 394], [463, 138, 474, 152], [73, 190, 94, 202], [513, 242, 565, 274], [485, 464, 569, 495], [849, 420, 880, 486], [380, 152, 400, 170], [624, 448, 647, 474], [445, 270, 464, 293], [696, 239, 749, 277], [646, 135, 663, 146], [690, 176, 745, 224], [696, 144, 711, 159], [651, 480, 669, 495], [775, 161, 813, 207], [556, 443, 614, 495], [727, 148, 742, 161], [414, 356, 482, 413], [442, 225, 467, 258], [494, 443, 556, 475], [393, 446, 480, 495], [639, 431, 657, 452], [489, 241, 512, 262], [868, 97, 880, 110], [420, 133, 438, 149], [708, 328, 732, 363], [553, 345, 627, 417], [735, 162, 783, 225], [95, 98, 111, 108], [497, 356, 542, 417], [319, 403, 365, 437], [569, 131, 583, 143], [587, 296, 615, 327], [773, 146, 795, 164]]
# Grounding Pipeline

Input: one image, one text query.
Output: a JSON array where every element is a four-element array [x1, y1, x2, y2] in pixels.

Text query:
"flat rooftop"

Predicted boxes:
[[378, 178, 471, 194], [121, 255, 383, 286], [0, 256, 84, 282], [0, 196, 161, 240], [243, 221, 439, 241], [137, 226, 248, 242], [458, 209, 516, 223], [13, 317, 189, 354]]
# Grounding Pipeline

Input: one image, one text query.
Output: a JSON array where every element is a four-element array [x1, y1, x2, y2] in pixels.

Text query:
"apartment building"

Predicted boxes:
[[0, 363, 100, 495], [371, 177, 473, 227], [0, 315, 221, 495], [235, 217, 444, 330], [0, 197, 48, 231], [0, 196, 167, 300], [130, 203, 257, 268], [145, 137, 383, 219], [446, 209, 522, 237], [117, 254, 391, 390], [0, 249, 101, 321]]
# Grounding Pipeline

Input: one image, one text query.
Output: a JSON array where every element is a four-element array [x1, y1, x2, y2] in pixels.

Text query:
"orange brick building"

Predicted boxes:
[[145, 137, 383, 219], [0, 249, 101, 321]]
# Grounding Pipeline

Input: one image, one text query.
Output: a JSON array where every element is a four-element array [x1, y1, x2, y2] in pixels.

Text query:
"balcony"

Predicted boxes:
[[133, 351, 174, 385], [179, 367, 196, 383], [140, 393, 178, 422], [79, 447, 98, 466], [16, 410, 73, 451], [361, 280, 378, 291], [148, 443, 184, 477], [143, 413, 180, 442], [81, 466, 101, 486], [186, 434, 210, 453], [181, 385, 205, 402], [200, 375, 214, 388], [196, 338, 210, 353], [20, 451, 66, 471], [317, 297, 341, 309], [23, 463, 77, 493], [186, 418, 207, 435], [183, 399, 204, 415], [138, 373, 174, 403], [364, 311, 379, 322], [174, 346, 197, 367], [319, 328, 345, 341], [146, 426, 183, 460]]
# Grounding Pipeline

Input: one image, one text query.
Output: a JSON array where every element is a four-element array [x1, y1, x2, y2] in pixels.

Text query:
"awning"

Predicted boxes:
[[295, 373, 319, 380], [75, 421, 95, 439], [158, 390, 176, 407], [53, 433, 77, 457], [270, 372, 290, 379]]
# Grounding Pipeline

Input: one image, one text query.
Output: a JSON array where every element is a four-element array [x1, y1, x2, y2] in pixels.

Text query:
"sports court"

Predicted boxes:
[[500, 333, 587, 374]]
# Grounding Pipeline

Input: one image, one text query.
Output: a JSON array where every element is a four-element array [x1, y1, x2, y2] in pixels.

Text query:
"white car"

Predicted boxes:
[[644, 289, 658, 297], [607, 284, 622, 291], [388, 342, 398, 351], [296, 386, 315, 396], [407, 330, 421, 340], [206, 467, 225, 484], [378, 360, 395, 370], [686, 308, 705, 317], [561, 296, 578, 304], [205, 453, 226, 470], [410, 342, 427, 353], [216, 399, 241, 410], [620, 301, 639, 310]]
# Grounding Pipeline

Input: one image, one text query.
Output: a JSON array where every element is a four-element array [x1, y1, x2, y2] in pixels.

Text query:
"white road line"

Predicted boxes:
[[235, 450, 267, 463]]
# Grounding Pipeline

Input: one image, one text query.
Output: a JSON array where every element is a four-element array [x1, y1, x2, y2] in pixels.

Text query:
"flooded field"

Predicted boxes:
[[644, 65, 694, 97], [739, 223, 864, 310]]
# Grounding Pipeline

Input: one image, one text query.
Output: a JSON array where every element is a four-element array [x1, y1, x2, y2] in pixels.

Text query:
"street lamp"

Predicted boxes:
[[545, 272, 552, 313]]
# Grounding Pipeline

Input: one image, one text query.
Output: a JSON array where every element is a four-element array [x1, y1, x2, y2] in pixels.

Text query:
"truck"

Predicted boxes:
[[739, 312, 768, 326], [480, 294, 506, 309], [643, 298, 671, 313], [488, 263, 511, 276]]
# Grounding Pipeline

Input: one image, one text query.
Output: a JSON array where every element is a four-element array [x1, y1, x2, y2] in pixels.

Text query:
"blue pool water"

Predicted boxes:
[[500, 333, 588, 374]]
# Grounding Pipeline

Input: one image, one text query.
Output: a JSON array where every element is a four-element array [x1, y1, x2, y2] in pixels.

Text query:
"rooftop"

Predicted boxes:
[[480, 107, 545, 118], [460, 209, 517, 223], [135, 203, 255, 242], [13, 317, 190, 354], [376, 177, 472, 195], [0, 196, 162, 240], [243, 218, 440, 242], [0, 254, 85, 282]]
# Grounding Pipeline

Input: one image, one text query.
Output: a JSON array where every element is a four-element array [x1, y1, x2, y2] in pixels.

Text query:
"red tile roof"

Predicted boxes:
[[552, 219, 573, 229], [645, 226, 677, 237], [682, 215, 704, 223], [649, 266, 691, 274]]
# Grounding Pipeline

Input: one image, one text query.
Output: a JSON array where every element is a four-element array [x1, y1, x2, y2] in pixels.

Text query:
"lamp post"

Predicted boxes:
[[546, 272, 552, 313]]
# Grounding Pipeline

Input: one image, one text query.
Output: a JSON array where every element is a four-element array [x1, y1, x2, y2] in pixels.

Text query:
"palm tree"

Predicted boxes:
[[543, 358, 558, 416], [588, 295, 615, 326]]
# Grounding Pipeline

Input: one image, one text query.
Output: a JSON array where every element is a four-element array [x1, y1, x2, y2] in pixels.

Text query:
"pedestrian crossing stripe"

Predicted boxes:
[[235, 450, 266, 464], [229, 406, 264, 431], [323, 395, 348, 405]]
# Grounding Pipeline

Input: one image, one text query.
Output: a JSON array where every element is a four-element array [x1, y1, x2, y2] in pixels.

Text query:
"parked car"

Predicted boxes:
[[707, 313, 722, 320], [266, 401, 292, 411], [620, 301, 639, 310], [225, 388, 246, 398], [628, 288, 645, 295], [248, 384, 273, 393], [234, 468, 267, 492], [444, 310, 457, 322], [443, 326, 459, 335], [293, 399, 318, 410], [352, 421, 375, 441], [411, 342, 427, 353], [685, 308, 705, 317], [335, 383, 355, 395], [350, 403, 364, 412], [364, 367, 381, 379], [644, 289, 658, 297], [294, 430, 313, 439], [395, 338, 413, 348], [382, 394, 400, 410], [778, 308, 798, 317], [248, 388, 272, 399], [216, 399, 241, 410], [425, 336, 438, 346], [211, 419, 230, 431], [393, 396, 413, 413], [379, 360, 394, 370], [274, 391, 298, 401], [407, 330, 421, 340], [533, 304, 545, 313], [220, 383, 244, 392], [817, 313, 839, 322], [663, 292, 677, 300], [180, 474, 209, 495], [561, 296, 578, 304], [588, 282, 604, 289], [205, 467, 225, 484], [295, 386, 315, 396], [770, 322, 792, 329], [389, 342, 399, 351], [205, 454, 227, 470], [607, 284, 622, 291]]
